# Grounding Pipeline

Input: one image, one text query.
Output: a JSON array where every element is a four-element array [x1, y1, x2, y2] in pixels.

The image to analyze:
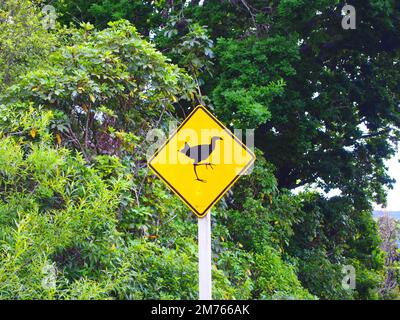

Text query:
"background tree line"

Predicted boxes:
[[0, 0, 399, 299]]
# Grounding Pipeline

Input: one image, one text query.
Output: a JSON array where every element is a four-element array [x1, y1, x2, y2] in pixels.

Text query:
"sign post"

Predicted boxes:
[[198, 211, 212, 300], [148, 105, 255, 300]]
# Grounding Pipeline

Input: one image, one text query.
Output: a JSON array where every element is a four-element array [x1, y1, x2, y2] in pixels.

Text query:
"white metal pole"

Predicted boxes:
[[198, 210, 212, 300]]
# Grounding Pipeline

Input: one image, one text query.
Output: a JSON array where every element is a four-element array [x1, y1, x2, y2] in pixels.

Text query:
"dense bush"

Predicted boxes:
[[0, 0, 56, 89], [1, 0, 397, 300], [0, 104, 313, 299]]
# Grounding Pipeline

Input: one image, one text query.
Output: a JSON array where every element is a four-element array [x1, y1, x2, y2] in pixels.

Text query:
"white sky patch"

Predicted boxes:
[[343, 145, 355, 152], [293, 152, 399, 210], [374, 151, 400, 211], [292, 182, 342, 198], [358, 122, 368, 134]]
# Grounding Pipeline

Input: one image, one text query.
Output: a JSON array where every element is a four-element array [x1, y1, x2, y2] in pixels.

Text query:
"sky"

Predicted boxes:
[[374, 151, 400, 212], [293, 151, 400, 211]]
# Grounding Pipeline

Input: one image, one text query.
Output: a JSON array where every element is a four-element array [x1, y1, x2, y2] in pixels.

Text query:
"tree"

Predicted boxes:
[[88, 0, 398, 207], [0, 18, 256, 300], [55, 0, 164, 36], [179, 0, 400, 208], [2, 0, 397, 300], [3, 20, 195, 163], [153, 0, 396, 298], [0, 0, 56, 89], [378, 214, 400, 298]]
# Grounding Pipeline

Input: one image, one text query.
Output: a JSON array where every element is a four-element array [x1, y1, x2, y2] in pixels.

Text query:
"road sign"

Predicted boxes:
[[148, 105, 256, 218]]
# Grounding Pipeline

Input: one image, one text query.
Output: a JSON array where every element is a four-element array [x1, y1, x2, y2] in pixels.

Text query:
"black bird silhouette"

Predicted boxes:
[[180, 136, 223, 182]]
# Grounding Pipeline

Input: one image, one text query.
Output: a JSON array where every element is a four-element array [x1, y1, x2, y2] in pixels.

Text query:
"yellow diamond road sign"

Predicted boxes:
[[148, 105, 256, 218]]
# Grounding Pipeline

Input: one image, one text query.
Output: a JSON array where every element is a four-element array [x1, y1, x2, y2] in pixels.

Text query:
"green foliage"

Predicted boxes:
[[55, 0, 165, 36], [0, 105, 124, 298], [212, 35, 297, 128], [109, 239, 199, 299], [294, 249, 353, 300], [0, 105, 246, 299], [253, 246, 314, 299], [1, 0, 396, 300], [288, 193, 384, 299], [0, 0, 56, 89], [4, 19, 195, 162]]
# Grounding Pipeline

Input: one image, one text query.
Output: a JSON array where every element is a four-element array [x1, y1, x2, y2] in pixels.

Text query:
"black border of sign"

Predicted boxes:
[[147, 105, 256, 218]]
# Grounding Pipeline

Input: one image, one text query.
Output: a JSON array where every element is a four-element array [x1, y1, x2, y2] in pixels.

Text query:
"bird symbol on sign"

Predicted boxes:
[[180, 136, 223, 182]]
